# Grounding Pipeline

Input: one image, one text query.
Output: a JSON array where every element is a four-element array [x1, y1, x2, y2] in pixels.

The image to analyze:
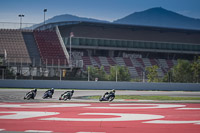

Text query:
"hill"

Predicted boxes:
[[30, 14, 109, 29], [31, 7, 200, 30], [113, 7, 200, 30]]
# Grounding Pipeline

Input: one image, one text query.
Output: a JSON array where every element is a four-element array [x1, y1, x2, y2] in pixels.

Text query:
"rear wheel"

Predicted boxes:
[[99, 96, 103, 102]]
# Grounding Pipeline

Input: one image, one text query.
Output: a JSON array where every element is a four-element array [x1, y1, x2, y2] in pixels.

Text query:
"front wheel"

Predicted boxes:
[[64, 96, 69, 101], [109, 96, 115, 102], [43, 93, 48, 99], [26, 93, 33, 100]]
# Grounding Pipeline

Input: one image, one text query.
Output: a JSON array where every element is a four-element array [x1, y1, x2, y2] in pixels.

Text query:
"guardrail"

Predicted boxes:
[[0, 80, 200, 91]]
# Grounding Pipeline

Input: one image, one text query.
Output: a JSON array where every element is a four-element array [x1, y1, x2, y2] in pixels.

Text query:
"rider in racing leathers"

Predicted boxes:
[[25, 88, 37, 99], [45, 88, 54, 98], [103, 89, 115, 99], [60, 90, 74, 100]]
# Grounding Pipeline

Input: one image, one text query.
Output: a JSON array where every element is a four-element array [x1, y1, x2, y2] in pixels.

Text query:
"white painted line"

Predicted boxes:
[[0, 111, 59, 119], [41, 113, 164, 121], [177, 108, 200, 110], [25, 130, 52, 132], [0, 103, 91, 108], [123, 100, 155, 102], [0, 129, 5, 131], [87, 104, 185, 109], [143, 120, 200, 124]]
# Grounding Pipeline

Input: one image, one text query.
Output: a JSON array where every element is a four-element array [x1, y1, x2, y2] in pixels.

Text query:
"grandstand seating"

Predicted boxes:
[[136, 58, 145, 67], [166, 59, 174, 69], [142, 58, 152, 67], [33, 30, 68, 66], [149, 58, 158, 66], [99, 56, 109, 66], [0, 29, 31, 64], [107, 57, 116, 66], [123, 57, 133, 67], [158, 59, 168, 69], [128, 67, 139, 77], [115, 57, 126, 66], [93, 57, 101, 66], [135, 66, 143, 76], [77, 55, 179, 77], [82, 56, 92, 66], [90, 56, 99, 67]]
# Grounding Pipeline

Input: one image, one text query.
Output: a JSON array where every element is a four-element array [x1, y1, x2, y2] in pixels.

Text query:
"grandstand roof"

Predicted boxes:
[[36, 21, 200, 33]]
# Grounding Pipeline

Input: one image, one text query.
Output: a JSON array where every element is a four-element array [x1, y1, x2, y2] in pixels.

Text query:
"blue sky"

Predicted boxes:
[[0, 0, 200, 24]]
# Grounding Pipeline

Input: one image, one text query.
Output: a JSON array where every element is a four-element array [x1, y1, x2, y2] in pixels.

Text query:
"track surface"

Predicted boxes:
[[0, 102, 200, 133], [1, 89, 200, 102], [0, 89, 200, 133]]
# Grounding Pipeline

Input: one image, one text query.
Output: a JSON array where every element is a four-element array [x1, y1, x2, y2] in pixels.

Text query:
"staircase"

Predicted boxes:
[[22, 32, 41, 66]]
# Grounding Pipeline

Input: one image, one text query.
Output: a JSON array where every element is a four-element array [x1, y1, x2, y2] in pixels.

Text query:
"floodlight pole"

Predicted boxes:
[[69, 32, 74, 67], [44, 9, 47, 25], [88, 68, 90, 81], [116, 66, 118, 82], [18, 14, 24, 29], [69, 35, 72, 67], [143, 71, 145, 82]]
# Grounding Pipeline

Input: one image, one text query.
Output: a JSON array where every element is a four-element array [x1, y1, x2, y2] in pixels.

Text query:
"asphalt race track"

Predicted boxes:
[[0, 89, 200, 133], [1, 89, 200, 103]]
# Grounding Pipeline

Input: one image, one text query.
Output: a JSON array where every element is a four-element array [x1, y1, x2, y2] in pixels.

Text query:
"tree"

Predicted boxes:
[[0, 57, 2, 66], [146, 65, 159, 82], [108, 66, 131, 81], [191, 56, 200, 83], [172, 59, 193, 83], [162, 69, 173, 83], [87, 66, 108, 81]]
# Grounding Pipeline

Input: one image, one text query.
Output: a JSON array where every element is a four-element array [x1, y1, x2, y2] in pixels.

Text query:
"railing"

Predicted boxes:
[[0, 22, 36, 30], [2, 57, 82, 68], [0, 57, 83, 80], [55, 26, 70, 62]]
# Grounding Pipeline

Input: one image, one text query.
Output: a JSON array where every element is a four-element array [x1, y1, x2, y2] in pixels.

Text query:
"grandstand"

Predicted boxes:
[[1, 21, 200, 79], [38, 21, 200, 78], [0, 28, 71, 78]]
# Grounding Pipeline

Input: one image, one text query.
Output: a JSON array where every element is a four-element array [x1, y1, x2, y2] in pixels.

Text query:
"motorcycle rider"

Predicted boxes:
[[24, 88, 37, 99], [59, 90, 74, 100], [45, 88, 54, 98], [103, 89, 115, 99]]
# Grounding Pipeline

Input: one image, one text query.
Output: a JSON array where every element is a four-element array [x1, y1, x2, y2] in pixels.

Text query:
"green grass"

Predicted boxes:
[[89, 95, 200, 100]]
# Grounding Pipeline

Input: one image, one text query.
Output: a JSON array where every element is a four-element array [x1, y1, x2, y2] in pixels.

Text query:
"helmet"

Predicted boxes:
[[51, 88, 54, 90], [71, 90, 74, 93], [34, 88, 37, 92], [112, 89, 115, 92]]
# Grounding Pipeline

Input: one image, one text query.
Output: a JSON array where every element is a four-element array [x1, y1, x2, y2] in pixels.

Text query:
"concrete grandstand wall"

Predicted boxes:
[[0, 80, 200, 91]]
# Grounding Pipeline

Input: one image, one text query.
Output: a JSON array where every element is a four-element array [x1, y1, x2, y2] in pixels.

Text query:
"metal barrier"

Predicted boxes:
[[0, 80, 200, 91]]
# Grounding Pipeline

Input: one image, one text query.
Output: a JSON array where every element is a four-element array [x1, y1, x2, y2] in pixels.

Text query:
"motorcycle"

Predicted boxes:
[[42, 90, 53, 99], [99, 92, 115, 102], [59, 91, 74, 101], [24, 91, 36, 100], [59, 92, 71, 101]]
